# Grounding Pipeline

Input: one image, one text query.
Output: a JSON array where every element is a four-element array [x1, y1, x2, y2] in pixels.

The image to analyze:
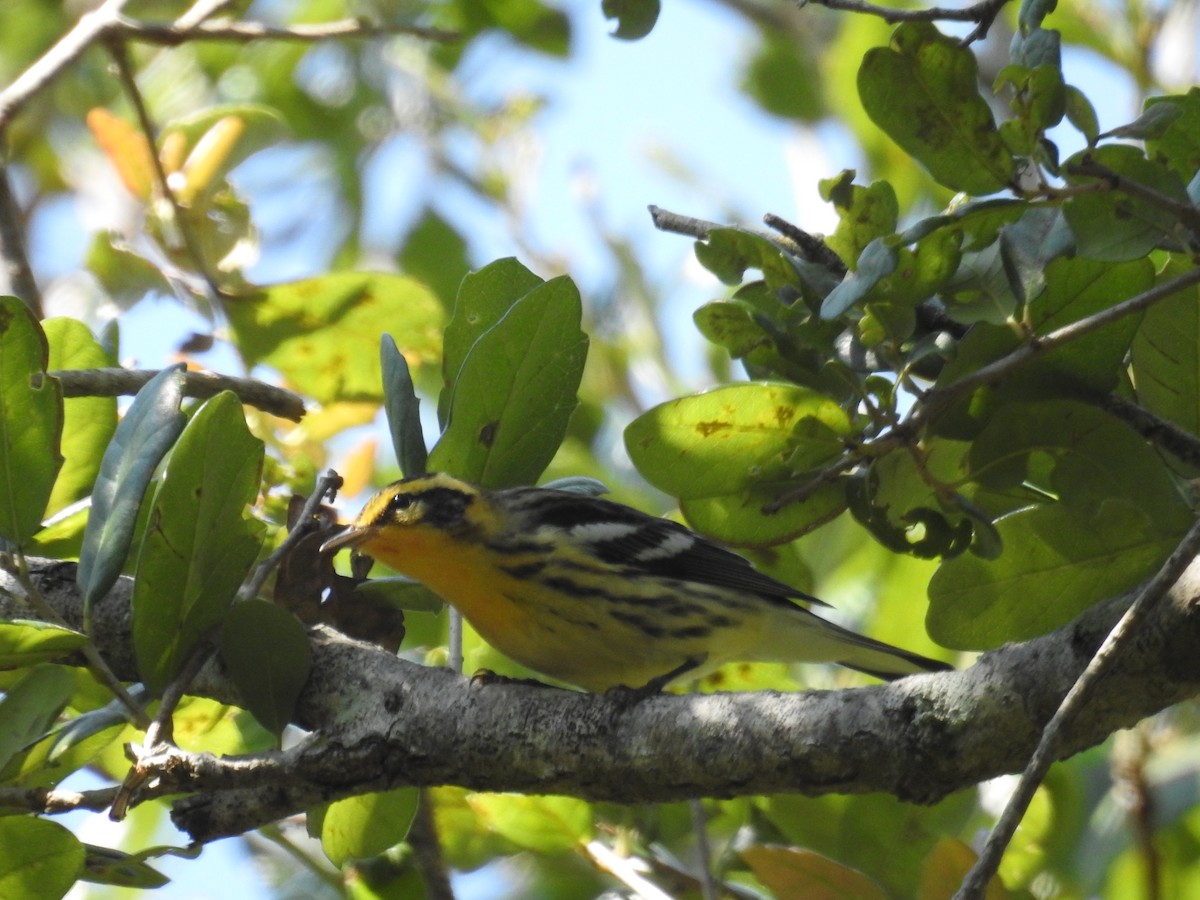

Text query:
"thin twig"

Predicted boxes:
[[0, 163, 42, 316], [955, 514, 1200, 899], [113, 16, 458, 46], [106, 41, 228, 304], [768, 265, 1200, 514], [52, 367, 307, 421], [239, 469, 342, 601], [0, 0, 134, 129], [1094, 393, 1200, 469], [0, 785, 120, 815], [408, 791, 455, 900], [801, 0, 1011, 31], [1065, 156, 1200, 246]]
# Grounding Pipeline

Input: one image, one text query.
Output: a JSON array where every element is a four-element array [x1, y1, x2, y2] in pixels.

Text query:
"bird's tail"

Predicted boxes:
[[770, 606, 951, 681]]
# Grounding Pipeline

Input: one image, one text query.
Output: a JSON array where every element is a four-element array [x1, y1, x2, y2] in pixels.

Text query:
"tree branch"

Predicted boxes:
[[51, 367, 306, 421], [6, 556, 1200, 843]]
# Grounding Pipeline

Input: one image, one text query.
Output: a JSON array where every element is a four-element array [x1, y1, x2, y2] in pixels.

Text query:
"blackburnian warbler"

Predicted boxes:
[[321, 473, 950, 691]]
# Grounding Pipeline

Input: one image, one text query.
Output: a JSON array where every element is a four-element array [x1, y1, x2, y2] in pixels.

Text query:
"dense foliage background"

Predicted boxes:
[[2, 0, 1200, 897]]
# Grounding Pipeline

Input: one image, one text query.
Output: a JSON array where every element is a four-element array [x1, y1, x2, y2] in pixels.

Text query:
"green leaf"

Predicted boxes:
[[79, 844, 169, 889], [381, 335, 427, 477], [85, 232, 172, 310], [77, 365, 186, 612], [1064, 85, 1099, 145], [930, 400, 1193, 646], [694, 228, 802, 291], [467, 794, 593, 854], [1144, 89, 1200, 182], [1132, 263, 1200, 437], [227, 272, 444, 405], [0, 621, 87, 667], [601, 0, 660, 40], [0, 296, 63, 545], [43, 317, 116, 517], [0, 665, 75, 774], [218, 600, 311, 737], [132, 392, 265, 691], [929, 501, 1184, 648], [819, 173, 899, 269], [316, 787, 420, 866], [1022, 256, 1154, 391], [1063, 145, 1190, 262], [742, 31, 823, 120], [681, 480, 847, 548], [858, 22, 1014, 195], [625, 383, 851, 500], [439, 258, 545, 428], [428, 275, 588, 487], [0, 817, 84, 900]]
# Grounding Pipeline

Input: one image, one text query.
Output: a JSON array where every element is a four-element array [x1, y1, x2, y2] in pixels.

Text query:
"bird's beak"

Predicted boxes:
[[319, 525, 371, 554]]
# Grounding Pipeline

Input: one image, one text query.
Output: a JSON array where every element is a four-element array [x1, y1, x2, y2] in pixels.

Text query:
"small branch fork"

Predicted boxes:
[[0, 0, 456, 131], [799, 0, 1013, 43]]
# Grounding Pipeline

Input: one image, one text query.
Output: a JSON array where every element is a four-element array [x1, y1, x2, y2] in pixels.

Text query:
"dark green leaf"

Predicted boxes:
[[0, 296, 63, 546], [381, 335, 427, 477], [77, 364, 186, 612], [0, 665, 75, 773], [439, 258, 544, 428], [218, 600, 311, 737], [43, 318, 116, 517], [227, 273, 443, 405], [429, 275, 587, 487], [601, 0, 660, 40], [133, 392, 264, 691], [858, 22, 1014, 195], [80, 844, 169, 888], [1063, 145, 1190, 261], [0, 817, 84, 900]]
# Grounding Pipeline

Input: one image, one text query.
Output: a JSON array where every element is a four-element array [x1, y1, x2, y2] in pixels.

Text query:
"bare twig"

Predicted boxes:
[[408, 791, 455, 900], [106, 41, 228, 304], [955, 515, 1200, 899], [0, 785, 120, 815], [800, 0, 1013, 43], [0, 163, 42, 316], [113, 16, 458, 46], [52, 367, 307, 421], [1094, 393, 1200, 470], [0, 0, 134, 129], [238, 469, 342, 602]]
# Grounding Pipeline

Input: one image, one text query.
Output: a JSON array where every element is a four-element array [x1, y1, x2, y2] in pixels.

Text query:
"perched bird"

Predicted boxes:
[[321, 472, 951, 692]]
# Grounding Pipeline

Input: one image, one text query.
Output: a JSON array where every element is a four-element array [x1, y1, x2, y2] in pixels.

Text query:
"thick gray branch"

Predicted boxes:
[[5, 557, 1200, 843]]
